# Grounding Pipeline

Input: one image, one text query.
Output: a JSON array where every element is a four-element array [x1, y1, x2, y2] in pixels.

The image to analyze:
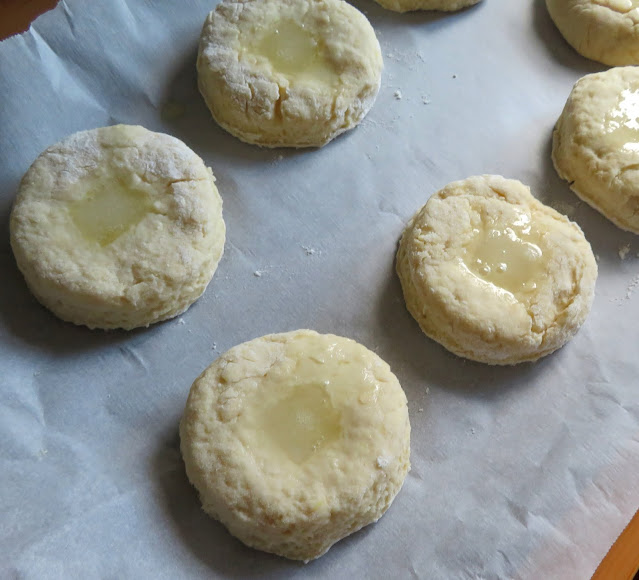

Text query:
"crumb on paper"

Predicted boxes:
[[452, 74, 458, 79], [619, 244, 631, 260], [425, 387, 430, 394], [394, 90, 402, 100], [212, 342, 217, 350], [595, 254, 600, 262], [302, 245, 316, 256], [626, 275, 639, 299], [253, 270, 263, 277], [418, 408, 424, 413], [422, 95, 431, 105], [178, 318, 185, 325]]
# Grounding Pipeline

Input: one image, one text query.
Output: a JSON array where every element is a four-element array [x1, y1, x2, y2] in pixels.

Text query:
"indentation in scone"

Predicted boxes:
[[396, 175, 598, 365], [179, 330, 411, 561], [197, 0, 383, 147], [546, 0, 639, 66], [9, 125, 226, 330], [552, 66, 639, 234]]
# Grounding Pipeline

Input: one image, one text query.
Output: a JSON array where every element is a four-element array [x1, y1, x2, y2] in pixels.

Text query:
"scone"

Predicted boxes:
[[10, 125, 225, 330], [546, 0, 639, 66], [372, 0, 481, 14], [396, 175, 597, 365], [553, 67, 639, 233], [180, 330, 411, 561], [197, 0, 383, 148]]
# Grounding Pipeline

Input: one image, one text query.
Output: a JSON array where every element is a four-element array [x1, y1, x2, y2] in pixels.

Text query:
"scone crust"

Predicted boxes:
[[180, 329, 411, 561], [553, 67, 639, 233], [10, 125, 225, 330], [546, 0, 639, 65], [373, 0, 480, 14], [197, 0, 383, 147], [396, 175, 598, 365]]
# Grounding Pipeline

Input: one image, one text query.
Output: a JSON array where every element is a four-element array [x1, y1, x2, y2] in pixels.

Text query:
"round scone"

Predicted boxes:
[[396, 175, 598, 365], [197, 0, 383, 147], [372, 0, 480, 14], [10, 125, 225, 330], [553, 67, 639, 233], [546, 0, 639, 66], [180, 330, 411, 561]]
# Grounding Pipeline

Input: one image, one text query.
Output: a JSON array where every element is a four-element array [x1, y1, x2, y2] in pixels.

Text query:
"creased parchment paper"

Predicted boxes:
[[1, 1, 638, 578]]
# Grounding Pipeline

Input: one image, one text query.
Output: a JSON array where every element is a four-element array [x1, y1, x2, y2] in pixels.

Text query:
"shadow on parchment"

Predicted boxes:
[[152, 428, 378, 578]]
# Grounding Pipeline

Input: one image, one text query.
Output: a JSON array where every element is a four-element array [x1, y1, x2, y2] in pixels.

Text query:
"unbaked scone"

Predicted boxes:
[[197, 0, 383, 147], [180, 330, 410, 561], [553, 67, 639, 233], [546, 0, 639, 66], [396, 175, 597, 365], [10, 125, 225, 330], [372, 0, 480, 14]]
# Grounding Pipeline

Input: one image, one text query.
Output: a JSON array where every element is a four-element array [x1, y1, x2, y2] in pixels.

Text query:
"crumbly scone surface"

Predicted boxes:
[[553, 67, 639, 234], [396, 175, 598, 365], [10, 124, 225, 329], [197, 0, 383, 147], [180, 329, 410, 561], [373, 0, 480, 14], [546, 0, 639, 65]]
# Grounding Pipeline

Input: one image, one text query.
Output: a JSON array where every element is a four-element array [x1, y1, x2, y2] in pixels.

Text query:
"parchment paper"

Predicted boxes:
[[1, 1, 638, 578]]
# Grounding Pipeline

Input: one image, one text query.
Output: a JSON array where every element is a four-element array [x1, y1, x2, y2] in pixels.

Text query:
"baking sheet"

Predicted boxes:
[[1, 0, 639, 578]]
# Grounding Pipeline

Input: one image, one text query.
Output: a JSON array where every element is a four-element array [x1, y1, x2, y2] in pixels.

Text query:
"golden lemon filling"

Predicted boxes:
[[69, 177, 152, 246], [462, 209, 545, 297], [247, 19, 337, 85], [603, 87, 639, 153], [256, 382, 342, 464]]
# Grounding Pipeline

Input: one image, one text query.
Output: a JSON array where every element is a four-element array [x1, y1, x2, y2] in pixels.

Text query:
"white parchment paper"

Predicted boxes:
[[1, 1, 638, 578]]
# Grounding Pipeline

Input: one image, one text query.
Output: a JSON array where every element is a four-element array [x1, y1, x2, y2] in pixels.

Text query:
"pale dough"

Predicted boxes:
[[180, 329, 411, 561], [197, 0, 383, 148], [553, 67, 639, 233], [546, 0, 639, 66], [10, 125, 225, 330], [396, 175, 597, 365], [373, 0, 481, 13]]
